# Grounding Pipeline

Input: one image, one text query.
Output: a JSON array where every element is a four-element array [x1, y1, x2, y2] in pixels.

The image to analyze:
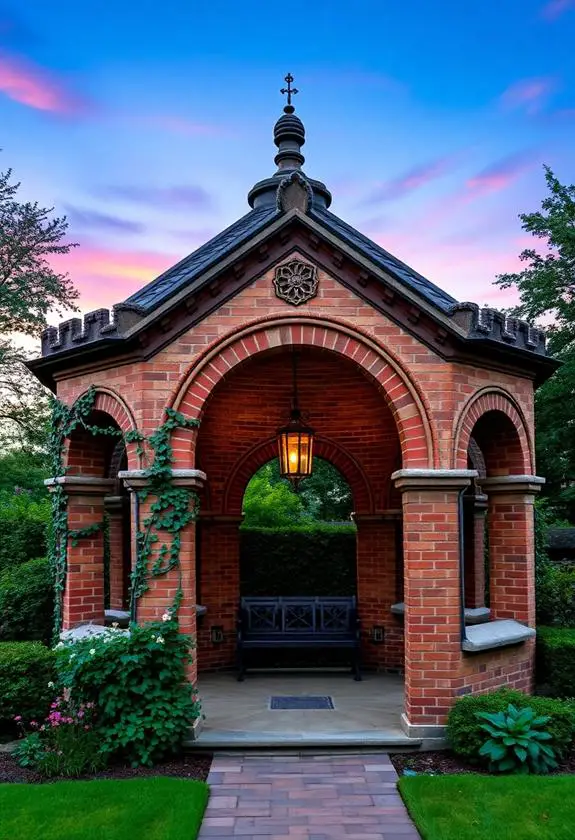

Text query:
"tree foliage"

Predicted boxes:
[[495, 167, 575, 520], [242, 458, 353, 527], [0, 164, 78, 448]]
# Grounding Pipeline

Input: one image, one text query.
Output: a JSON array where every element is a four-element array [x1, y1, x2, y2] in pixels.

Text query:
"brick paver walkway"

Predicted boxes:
[[198, 753, 421, 839]]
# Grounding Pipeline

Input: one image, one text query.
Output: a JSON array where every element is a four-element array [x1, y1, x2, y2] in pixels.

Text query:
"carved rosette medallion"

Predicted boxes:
[[273, 260, 319, 306]]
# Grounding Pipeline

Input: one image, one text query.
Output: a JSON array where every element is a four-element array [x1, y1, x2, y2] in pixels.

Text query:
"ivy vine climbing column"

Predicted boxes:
[[119, 468, 205, 681], [47, 475, 115, 629]]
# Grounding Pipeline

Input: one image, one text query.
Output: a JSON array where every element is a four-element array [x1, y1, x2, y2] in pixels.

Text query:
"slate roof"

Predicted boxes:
[[123, 202, 458, 316], [310, 208, 458, 314], [125, 205, 280, 311]]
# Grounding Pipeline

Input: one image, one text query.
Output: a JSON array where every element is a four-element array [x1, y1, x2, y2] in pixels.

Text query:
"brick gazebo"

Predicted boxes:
[[30, 89, 558, 739]]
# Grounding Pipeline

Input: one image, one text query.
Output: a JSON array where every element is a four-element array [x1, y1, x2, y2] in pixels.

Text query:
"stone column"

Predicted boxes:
[[482, 476, 544, 627], [392, 469, 477, 736], [463, 492, 488, 611], [119, 469, 206, 682], [354, 513, 402, 670], [46, 476, 115, 630]]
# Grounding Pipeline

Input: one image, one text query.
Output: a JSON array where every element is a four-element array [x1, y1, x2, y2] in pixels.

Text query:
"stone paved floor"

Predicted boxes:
[[198, 672, 405, 737], [198, 753, 421, 839]]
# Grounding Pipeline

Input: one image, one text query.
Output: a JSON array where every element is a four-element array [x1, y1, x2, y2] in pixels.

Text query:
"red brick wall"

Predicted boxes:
[[52, 250, 538, 722]]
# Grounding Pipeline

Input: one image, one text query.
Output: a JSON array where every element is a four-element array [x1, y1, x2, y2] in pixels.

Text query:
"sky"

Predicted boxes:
[[1, 0, 574, 334]]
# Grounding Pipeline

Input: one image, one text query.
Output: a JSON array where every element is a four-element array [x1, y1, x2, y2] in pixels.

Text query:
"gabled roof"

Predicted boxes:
[[30, 98, 557, 390], [124, 205, 280, 312]]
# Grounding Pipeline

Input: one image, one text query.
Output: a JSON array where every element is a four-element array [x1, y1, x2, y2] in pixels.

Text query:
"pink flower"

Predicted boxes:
[[84, 725, 90, 731], [77, 710, 84, 719], [13, 715, 22, 722], [30, 721, 38, 728]]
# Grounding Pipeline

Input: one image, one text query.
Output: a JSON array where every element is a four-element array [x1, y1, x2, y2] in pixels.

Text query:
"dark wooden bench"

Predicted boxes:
[[236, 596, 361, 681]]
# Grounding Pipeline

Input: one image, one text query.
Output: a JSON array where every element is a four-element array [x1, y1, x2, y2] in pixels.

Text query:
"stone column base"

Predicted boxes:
[[400, 713, 447, 743]]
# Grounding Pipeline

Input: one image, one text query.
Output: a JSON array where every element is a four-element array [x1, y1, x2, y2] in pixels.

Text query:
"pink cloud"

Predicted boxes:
[[363, 157, 454, 204], [500, 77, 556, 115], [0, 51, 89, 114], [541, 0, 575, 19], [49, 245, 178, 311], [465, 153, 534, 198]]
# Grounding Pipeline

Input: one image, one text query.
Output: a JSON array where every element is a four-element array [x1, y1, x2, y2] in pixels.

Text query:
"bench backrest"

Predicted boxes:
[[240, 596, 357, 635]]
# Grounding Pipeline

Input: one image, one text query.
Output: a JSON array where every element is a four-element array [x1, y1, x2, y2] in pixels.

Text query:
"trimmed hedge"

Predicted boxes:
[[0, 642, 55, 727], [239, 525, 356, 596], [0, 494, 50, 573], [446, 688, 575, 762], [537, 626, 575, 699], [537, 565, 575, 628], [0, 558, 54, 643]]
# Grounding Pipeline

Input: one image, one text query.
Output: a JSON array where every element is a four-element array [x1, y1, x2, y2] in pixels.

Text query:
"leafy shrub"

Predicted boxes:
[[0, 558, 53, 642], [55, 619, 200, 767], [447, 688, 575, 761], [0, 493, 50, 573], [13, 693, 106, 777], [240, 525, 357, 596], [537, 565, 575, 628], [537, 626, 575, 698], [476, 704, 557, 774], [0, 642, 55, 728]]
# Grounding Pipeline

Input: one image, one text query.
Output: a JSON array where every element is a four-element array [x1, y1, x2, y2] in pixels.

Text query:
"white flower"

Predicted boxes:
[[156, 636, 165, 644], [47, 681, 55, 689], [89, 648, 96, 655], [151, 635, 156, 641], [162, 613, 170, 622], [55, 642, 64, 649], [112, 622, 119, 629], [69, 653, 76, 660]]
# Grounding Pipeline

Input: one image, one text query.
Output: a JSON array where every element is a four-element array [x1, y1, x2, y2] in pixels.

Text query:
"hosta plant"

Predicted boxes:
[[476, 703, 558, 774]]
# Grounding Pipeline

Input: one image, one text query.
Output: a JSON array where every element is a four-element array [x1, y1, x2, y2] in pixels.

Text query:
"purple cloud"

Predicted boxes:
[[0, 50, 92, 114], [64, 206, 145, 235], [541, 0, 575, 19], [500, 77, 556, 115], [465, 152, 535, 197], [102, 184, 215, 211], [361, 157, 454, 204]]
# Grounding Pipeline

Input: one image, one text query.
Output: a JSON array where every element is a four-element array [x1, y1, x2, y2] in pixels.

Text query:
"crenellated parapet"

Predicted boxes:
[[449, 302, 547, 355], [41, 303, 145, 356]]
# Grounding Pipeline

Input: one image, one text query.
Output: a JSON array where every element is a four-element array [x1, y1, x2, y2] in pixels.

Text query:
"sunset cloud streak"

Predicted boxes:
[[500, 77, 556, 114], [0, 51, 89, 113]]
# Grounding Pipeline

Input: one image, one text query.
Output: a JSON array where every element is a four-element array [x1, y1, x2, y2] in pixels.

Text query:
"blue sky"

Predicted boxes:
[[1, 0, 574, 317]]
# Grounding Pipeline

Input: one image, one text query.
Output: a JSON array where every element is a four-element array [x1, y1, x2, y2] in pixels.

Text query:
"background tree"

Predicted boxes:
[[0, 164, 78, 449], [495, 166, 575, 521], [242, 458, 353, 527]]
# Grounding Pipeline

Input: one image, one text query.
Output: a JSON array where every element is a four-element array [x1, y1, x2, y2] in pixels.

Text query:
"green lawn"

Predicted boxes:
[[399, 775, 575, 840], [0, 777, 209, 840]]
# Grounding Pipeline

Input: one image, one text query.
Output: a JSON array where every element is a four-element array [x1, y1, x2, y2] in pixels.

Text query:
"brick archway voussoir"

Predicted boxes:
[[453, 387, 533, 473], [172, 315, 436, 469]]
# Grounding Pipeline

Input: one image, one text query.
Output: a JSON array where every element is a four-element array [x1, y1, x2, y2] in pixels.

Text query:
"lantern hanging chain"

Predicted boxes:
[[292, 350, 299, 415]]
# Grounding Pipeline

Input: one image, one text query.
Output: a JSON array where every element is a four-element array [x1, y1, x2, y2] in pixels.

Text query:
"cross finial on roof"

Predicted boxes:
[[280, 73, 298, 113]]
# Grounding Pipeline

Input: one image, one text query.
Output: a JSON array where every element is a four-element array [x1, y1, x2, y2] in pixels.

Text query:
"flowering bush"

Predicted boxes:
[[13, 691, 106, 777], [54, 618, 200, 767]]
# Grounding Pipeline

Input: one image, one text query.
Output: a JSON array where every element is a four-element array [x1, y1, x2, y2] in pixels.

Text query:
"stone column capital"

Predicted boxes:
[[481, 475, 545, 497], [118, 469, 206, 491], [45, 476, 116, 496], [391, 469, 477, 493], [351, 510, 402, 523]]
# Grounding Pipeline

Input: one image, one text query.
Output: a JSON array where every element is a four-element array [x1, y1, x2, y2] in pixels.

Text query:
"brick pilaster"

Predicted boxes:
[[355, 513, 403, 670], [463, 492, 488, 610], [46, 476, 115, 629], [119, 469, 206, 683], [392, 469, 476, 730], [482, 476, 544, 627]]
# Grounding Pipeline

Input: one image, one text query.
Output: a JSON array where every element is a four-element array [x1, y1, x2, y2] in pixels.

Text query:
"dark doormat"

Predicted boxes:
[[270, 695, 335, 710]]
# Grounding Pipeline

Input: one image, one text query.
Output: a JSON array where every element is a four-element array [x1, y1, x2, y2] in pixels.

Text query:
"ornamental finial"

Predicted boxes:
[[280, 73, 298, 113]]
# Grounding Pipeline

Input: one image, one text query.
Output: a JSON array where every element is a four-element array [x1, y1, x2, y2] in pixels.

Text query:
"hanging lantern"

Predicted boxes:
[[277, 352, 314, 489]]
